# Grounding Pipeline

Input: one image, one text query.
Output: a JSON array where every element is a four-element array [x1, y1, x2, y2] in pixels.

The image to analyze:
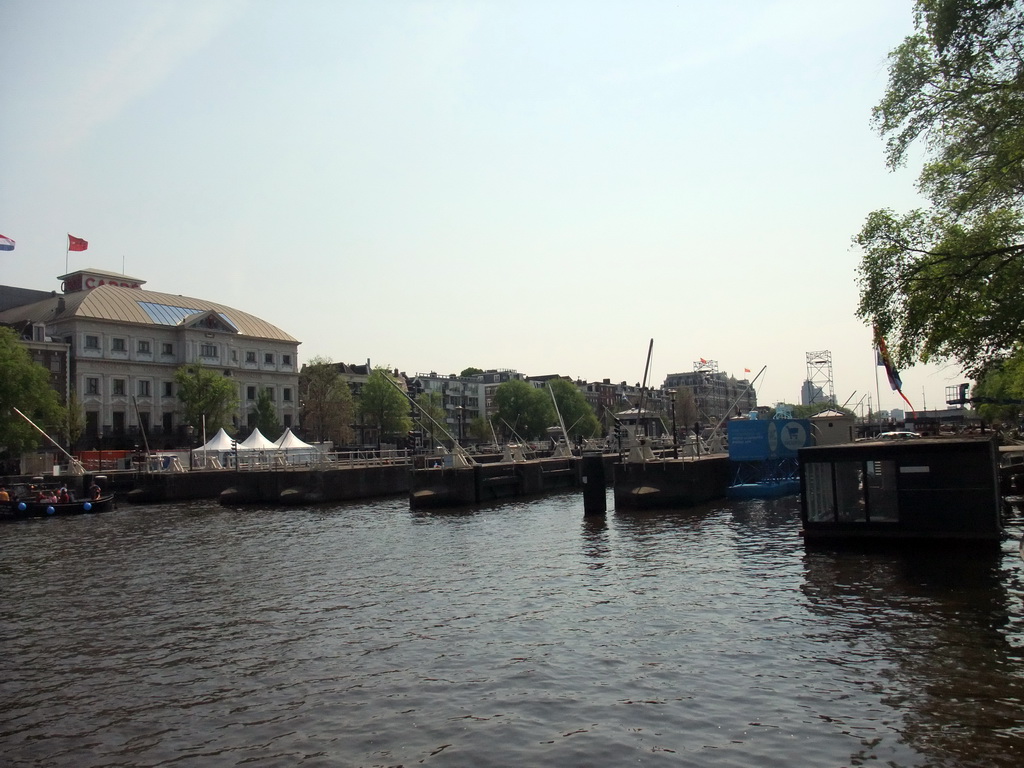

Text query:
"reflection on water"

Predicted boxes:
[[1, 492, 1022, 766]]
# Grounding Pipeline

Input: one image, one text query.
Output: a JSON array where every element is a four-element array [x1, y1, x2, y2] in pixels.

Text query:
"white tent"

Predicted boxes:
[[195, 427, 240, 452], [240, 428, 277, 451], [274, 428, 321, 464], [274, 428, 316, 451], [192, 427, 247, 469]]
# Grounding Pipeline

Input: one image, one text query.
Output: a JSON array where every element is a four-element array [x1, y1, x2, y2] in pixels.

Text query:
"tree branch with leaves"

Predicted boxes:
[[856, 0, 1024, 378]]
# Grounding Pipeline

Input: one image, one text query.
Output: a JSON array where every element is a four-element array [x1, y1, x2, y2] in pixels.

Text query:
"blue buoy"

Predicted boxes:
[[18, 501, 26, 511], [46, 506, 55, 515], [83, 502, 92, 512]]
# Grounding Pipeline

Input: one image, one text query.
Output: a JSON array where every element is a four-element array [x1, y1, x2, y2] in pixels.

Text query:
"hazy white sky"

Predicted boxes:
[[0, 0, 966, 414]]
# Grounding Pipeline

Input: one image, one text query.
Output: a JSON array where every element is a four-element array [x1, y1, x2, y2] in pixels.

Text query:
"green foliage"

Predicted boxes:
[[673, 388, 699, 430], [492, 379, 555, 440], [856, 0, 1024, 376], [0, 326, 66, 456], [413, 390, 449, 446], [460, 367, 484, 377], [358, 367, 412, 446], [548, 378, 600, 439], [175, 363, 238, 435], [787, 403, 855, 419], [974, 354, 1024, 426], [467, 416, 493, 442], [300, 356, 354, 445], [252, 389, 282, 441], [63, 391, 85, 449]]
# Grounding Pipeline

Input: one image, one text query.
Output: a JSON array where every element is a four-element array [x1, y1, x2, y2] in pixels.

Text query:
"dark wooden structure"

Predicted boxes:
[[613, 454, 732, 510], [798, 435, 1002, 544]]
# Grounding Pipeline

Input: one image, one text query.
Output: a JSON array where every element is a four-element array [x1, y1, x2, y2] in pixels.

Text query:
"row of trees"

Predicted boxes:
[[856, 0, 1024, 425], [0, 329, 610, 460]]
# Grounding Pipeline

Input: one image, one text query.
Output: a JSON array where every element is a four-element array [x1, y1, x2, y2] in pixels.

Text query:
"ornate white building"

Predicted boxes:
[[0, 268, 300, 448]]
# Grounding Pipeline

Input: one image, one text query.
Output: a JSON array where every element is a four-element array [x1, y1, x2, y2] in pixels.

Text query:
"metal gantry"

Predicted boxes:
[[805, 350, 836, 406]]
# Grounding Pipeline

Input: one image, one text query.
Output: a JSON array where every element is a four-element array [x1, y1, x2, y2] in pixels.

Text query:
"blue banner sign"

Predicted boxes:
[[728, 419, 811, 461]]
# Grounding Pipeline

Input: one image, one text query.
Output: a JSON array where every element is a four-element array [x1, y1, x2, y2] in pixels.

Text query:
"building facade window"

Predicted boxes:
[[85, 335, 100, 349], [138, 380, 151, 397], [162, 342, 174, 355], [200, 344, 218, 358], [112, 338, 126, 352], [163, 381, 173, 397], [265, 387, 274, 399], [282, 354, 292, 366], [264, 353, 274, 365], [113, 379, 126, 396], [138, 340, 151, 354], [247, 386, 256, 400], [283, 387, 292, 402], [246, 351, 257, 363], [86, 377, 100, 395]]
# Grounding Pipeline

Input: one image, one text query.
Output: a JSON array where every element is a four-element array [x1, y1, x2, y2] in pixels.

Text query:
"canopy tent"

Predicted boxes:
[[273, 428, 321, 464], [192, 427, 246, 469], [240, 428, 277, 451], [274, 428, 316, 451], [195, 427, 243, 452]]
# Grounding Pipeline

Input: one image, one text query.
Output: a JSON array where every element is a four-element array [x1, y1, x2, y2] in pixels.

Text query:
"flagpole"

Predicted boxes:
[[65, 235, 69, 275], [874, 344, 882, 431]]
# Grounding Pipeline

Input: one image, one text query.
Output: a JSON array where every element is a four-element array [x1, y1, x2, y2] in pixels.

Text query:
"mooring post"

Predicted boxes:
[[581, 452, 607, 516]]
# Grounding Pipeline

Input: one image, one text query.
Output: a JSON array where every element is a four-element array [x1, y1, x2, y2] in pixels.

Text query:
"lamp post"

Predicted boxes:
[[186, 425, 194, 470], [668, 389, 678, 459]]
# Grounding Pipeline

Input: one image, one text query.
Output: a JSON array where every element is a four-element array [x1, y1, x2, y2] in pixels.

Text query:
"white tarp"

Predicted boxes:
[[240, 428, 277, 450]]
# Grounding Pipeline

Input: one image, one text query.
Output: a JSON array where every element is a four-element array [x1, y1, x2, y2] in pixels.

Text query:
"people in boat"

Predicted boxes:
[[58, 487, 70, 503], [0, 486, 9, 502], [88, 483, 102, 500]]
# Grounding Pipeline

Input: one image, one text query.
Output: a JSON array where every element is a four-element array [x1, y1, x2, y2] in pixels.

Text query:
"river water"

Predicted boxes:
[[2, 492, 1023, 767]]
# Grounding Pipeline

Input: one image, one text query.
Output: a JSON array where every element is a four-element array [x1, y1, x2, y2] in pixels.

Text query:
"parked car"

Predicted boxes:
[[877, 430, 922, 440]]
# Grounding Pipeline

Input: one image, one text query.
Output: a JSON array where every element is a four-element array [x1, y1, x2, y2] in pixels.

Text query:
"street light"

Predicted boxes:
[[186, 425, 194, 470], [667, 389, 678, 459]]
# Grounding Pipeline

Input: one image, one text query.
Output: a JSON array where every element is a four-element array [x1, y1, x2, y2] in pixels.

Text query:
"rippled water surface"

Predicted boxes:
[[2, 493, 1024, 767]]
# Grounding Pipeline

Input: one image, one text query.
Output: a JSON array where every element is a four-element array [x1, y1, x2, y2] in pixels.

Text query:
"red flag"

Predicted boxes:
[[744, 368, 751, 373], [699, 358, 707, 363], [68, 234, 88, 251]]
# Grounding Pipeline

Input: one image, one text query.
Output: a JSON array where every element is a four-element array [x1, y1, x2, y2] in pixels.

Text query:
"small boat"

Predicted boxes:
[[2, 493, 115, 519]]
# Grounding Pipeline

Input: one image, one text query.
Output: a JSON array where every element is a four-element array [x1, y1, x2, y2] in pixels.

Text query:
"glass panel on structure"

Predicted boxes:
[[865, 460, 899, 522], [835, 461, 866, 522], [805, 462, 834, 521]]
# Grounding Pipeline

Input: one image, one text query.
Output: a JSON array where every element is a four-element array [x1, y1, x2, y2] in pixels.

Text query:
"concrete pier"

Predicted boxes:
[[613, 455, 732, 510], [409, 457, 581, 509]]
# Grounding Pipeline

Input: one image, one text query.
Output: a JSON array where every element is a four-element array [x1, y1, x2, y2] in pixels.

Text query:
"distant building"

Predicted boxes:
[[801, 379, 826, 406], [0, 268, 300, 449], [664, 363, 756, 425]]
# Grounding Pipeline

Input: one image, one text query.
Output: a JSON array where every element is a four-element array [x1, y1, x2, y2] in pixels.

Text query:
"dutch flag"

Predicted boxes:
[[0, 234, 14, 251]]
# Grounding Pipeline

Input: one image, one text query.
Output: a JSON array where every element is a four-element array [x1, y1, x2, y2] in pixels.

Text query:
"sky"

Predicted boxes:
[[0, 0, 969, 415]]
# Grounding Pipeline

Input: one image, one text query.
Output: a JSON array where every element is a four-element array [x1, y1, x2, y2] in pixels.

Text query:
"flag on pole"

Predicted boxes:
[[699, 357, 707, 364], [68, 234, 88, 251], [744, 368, 751, 373], [874, 326, 915, 415], [0, 234, 14, 251], [875, 336, 902, 391]]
